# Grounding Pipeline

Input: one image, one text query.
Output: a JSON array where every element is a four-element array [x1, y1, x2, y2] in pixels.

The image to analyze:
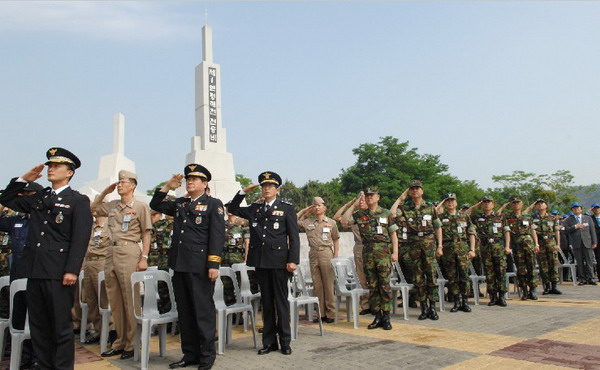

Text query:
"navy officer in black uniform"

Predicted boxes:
[[0, 147, 93, 370], [150, 164, 225, 370], [228, 171, 300, 355]]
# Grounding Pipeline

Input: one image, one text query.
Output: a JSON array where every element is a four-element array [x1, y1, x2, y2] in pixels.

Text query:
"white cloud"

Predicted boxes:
[[0, 1, 199, 41]]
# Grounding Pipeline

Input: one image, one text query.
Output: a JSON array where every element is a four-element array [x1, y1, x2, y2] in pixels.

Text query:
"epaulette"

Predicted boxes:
[[281, 200, 293, 205]]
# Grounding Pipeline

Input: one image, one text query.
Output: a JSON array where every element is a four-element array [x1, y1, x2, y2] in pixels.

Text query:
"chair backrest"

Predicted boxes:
[[213, 273, 228, 310], [392, 261, 409, 285], [9, 278, 28, 332], [97, 271, 111, 311], [219, 267, 242, 304], [0, 276, 9, 292], [293, 265, 312, 297], [468, 262, 478, 276], [434, 262, 446, 281], [558, 249, 573, 265], [231, 263, 258, 297], [78, 269, 85, 305], [130, 270, 176, 319], [332, 258, 359, 294]]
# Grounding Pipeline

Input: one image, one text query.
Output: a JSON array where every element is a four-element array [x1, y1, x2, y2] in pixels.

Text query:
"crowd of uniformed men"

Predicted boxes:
[[0, 147, 598, 370]]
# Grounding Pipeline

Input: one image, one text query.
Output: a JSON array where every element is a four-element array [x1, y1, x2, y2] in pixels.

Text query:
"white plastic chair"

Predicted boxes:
[[288, 265, 323, 341], [214, 267, 257, 355], [331, 257, 369, 329], [77, 270, 89, 343], [9, 278, 29, 370], [390, 262, 414, 320], [131, 270, 178, 370], [97, 271, 112, 354], [0, 276, 10, 361], [504, 260, 518, 298], [231, 263, 261, 332], [467, 262, 486, 305], [558, 249, 577, 286], [434, 263, 448, 311]]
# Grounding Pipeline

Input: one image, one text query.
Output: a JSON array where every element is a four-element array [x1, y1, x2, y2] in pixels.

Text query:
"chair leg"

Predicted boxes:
[[571, 267, 577, 286], [391, 291, 397, 315], [171, 320, 177, 336], [472, 280, 480, 305], [159, 324, 167, 356], [345, 297, 350, 322], [226, 314, 233, 345], [290, 302, 297, 341], [134, 324, 141, 361], [401, 288, 409, 321], [0, 325, 7, 362], [10, 333, 24, 370], [80, 305, 88, 343], [141, 321, 151, 370], [217, 311, 225, 355], [315, 303, 323, 336], [438, 284, 445, 312], [100, 313, 110, 354], [352, 294, 360, 329], [334, 298, 340, 324], [249, 311, 257, 349]]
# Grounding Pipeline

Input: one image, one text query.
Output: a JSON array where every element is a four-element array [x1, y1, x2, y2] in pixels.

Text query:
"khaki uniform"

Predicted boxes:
[[96, 199, 152, 352], [82, 219, 111, 337], [298, 217, 339, 318]]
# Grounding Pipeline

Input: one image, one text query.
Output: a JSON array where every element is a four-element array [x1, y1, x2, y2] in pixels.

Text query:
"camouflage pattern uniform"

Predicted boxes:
[[353, 207, 394, 313], [392, 211, 417, 307], [439, 211, 476, 297], [505, 212, 539, 294], [533, 213, 560, 291], [471, 211, 509, 299], [399, 201, 442, 304], [149, 218, 173, 313], [221, 222, 250, 305]]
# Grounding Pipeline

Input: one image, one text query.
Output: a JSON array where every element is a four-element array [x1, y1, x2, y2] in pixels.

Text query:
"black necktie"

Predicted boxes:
[[265, 204, 271, 213]]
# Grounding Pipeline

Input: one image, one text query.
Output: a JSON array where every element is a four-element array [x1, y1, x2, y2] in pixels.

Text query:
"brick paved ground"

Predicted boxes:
[[3, 282, 599, 369]]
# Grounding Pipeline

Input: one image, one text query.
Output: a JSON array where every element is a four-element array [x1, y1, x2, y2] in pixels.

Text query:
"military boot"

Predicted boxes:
[[460, 295, 472, 312], [450, 295, 461, 313], [520, 285, 529, 300], [497, 292, 507, 307], [542, 282, 550, 295], [549, 282, 562, 295], [381, 311, 392, 330], [418, 301, 429, 320], [487, 292, 497, 306], [528, 287, 538, 300], [428, 300, 439, 320], [367, 311, 383, 329]]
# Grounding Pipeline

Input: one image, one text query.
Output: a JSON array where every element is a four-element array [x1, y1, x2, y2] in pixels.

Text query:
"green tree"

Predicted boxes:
[[147, 181, 166, 196]]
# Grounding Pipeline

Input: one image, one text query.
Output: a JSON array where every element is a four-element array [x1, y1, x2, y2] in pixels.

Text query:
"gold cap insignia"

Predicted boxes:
[[49, 148, 58, 156], [188, 165, 197, 171], [264, 172, 271, 179]]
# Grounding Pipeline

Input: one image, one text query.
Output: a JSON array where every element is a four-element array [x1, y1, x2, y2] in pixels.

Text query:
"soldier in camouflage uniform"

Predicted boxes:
[[470, 196, 511, 306], [149, 211, 174, 313], [398, 180, 443, 321], [390, 189, 417, 309], [529, 199, 562, 295], [504, 196, 540, 300], [353, 187, 397, 330], [438, 194, 477, 313], [222, 204, 250, 306]]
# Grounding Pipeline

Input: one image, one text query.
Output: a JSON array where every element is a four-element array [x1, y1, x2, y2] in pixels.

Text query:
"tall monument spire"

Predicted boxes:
[[185, 24, 241, 201], [113, 112, 125, 154]]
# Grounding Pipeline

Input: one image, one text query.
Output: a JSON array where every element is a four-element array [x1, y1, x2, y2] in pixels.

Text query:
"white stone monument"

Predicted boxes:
[[79, 113, 151, 203], [184, 25, 242, 202]]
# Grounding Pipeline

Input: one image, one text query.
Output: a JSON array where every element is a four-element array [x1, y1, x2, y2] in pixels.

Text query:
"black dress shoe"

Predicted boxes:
[[84, 336, 100, 345], [170, 359, 200, 369], [280, 347, 292, 355], [257, 345, 278, 355], [120, 350, 134, 360], [101, 349, 124, 357], [198, 364, 213, 370], [323, 317, 334, 324], [29, 363, 40, 370], [589, 280, 598, 286], [359, 309, 371, 315]]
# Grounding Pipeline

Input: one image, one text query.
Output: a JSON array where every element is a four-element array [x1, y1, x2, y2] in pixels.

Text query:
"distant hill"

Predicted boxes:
[[574, 184, 600, 208]]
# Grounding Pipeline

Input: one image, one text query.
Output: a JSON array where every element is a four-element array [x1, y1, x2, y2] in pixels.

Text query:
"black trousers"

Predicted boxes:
[[574, 248, 595, 282], [256, 268, 291, 348], [27, 278, 76, 370], [172, 271, 216, 367]]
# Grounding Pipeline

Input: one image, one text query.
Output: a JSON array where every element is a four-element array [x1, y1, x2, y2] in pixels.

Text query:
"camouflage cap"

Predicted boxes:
[[312, 197, 325, 205], [460, 203, 470, 209], [444, 193, 457, 200], [363, 186, 379, 194], [409, 180, 423, 188], [480, 195, 494, 202], [534, 198, 546, 204], [509, 196, 522, 203]]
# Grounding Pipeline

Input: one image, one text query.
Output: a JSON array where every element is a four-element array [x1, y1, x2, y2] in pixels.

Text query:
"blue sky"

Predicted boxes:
[[1, 1, 599, 195]]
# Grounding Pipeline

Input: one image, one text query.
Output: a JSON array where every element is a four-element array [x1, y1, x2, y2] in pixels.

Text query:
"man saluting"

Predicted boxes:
[[227, 171, 300, 356]]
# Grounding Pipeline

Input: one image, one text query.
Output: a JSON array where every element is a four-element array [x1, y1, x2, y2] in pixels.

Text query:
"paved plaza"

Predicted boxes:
[[5, 282, 600, 369]]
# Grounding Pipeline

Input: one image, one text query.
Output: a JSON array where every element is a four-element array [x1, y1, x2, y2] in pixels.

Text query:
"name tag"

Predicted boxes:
[[423, 215, 432, 221], [123, 214, 132, 223], [442, 219, 449, 223], [494, 223, 502, 228], [323, 227, 331, 233], [376, 226, 383, 234], [457, 226, 463, 234], [522, 221, 529, 226], [583, 223, 589, 227], [379, 217, 388, 224], [233, 233, 242, 239], [94, 231, 102, 237], [15, 223, 23, 228]]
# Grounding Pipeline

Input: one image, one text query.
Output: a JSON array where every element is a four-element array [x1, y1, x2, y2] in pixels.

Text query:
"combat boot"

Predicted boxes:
[[549, 282, 562, 295], [528, 287, 538, 300], [497, 292, 507, 307], [381, 311, 392, 330], [428, 300, 439, 320], [542, 282, 550, 295], [487, 292, 497, 306], [460, 295, 472, 312], [520, 285, 528, 300], [450, 295, 461, 312], [367, 311, 383, 329], [418, 301, 429, 320]]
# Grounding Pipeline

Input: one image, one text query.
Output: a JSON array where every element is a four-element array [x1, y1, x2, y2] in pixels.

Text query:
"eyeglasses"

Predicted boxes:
[[117, 180, 133, 185]]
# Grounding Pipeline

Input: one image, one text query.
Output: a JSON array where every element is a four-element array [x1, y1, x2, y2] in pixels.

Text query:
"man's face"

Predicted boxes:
[[46, 163, 73, 183], [358, 196, 367, 210], [482, 200, 494, 212], [535, 202, 547, 212], [186, 176, 207, 195], [409, 186, 423, 198], [445, 199, 457, 210], [510, 201, 523, 211], [365, 193, 380, 207], [117, 178, 136, 196], [572, 206, 583, 216], [313, 203, 326, 216], [261, 183, 279, 200], [593, 207, 600, 216]]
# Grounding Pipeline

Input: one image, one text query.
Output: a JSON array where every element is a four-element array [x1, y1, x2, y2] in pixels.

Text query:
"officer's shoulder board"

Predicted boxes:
[[281, 200, 293, 206]]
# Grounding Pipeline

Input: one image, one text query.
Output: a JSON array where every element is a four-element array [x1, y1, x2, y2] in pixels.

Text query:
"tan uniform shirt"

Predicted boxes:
[[86, 220, 110, 258], [96, 199, 152, 244], [298, 216, 340, 250]]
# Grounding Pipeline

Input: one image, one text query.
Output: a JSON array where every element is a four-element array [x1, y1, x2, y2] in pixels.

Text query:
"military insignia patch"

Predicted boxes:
[[188, 164, 197, 171], [218, 207, 224, 215], [273, 210, 284, 216], [199, 205, 208, 212], [55, 211, 64, 224], [49, 148, 58, 156]]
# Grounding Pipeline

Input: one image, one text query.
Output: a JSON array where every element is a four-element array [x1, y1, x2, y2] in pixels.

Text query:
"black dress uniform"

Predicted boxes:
[[149, 164, 225, 368], [0, 148, 93, 370], [227, 171, 300, 352]]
